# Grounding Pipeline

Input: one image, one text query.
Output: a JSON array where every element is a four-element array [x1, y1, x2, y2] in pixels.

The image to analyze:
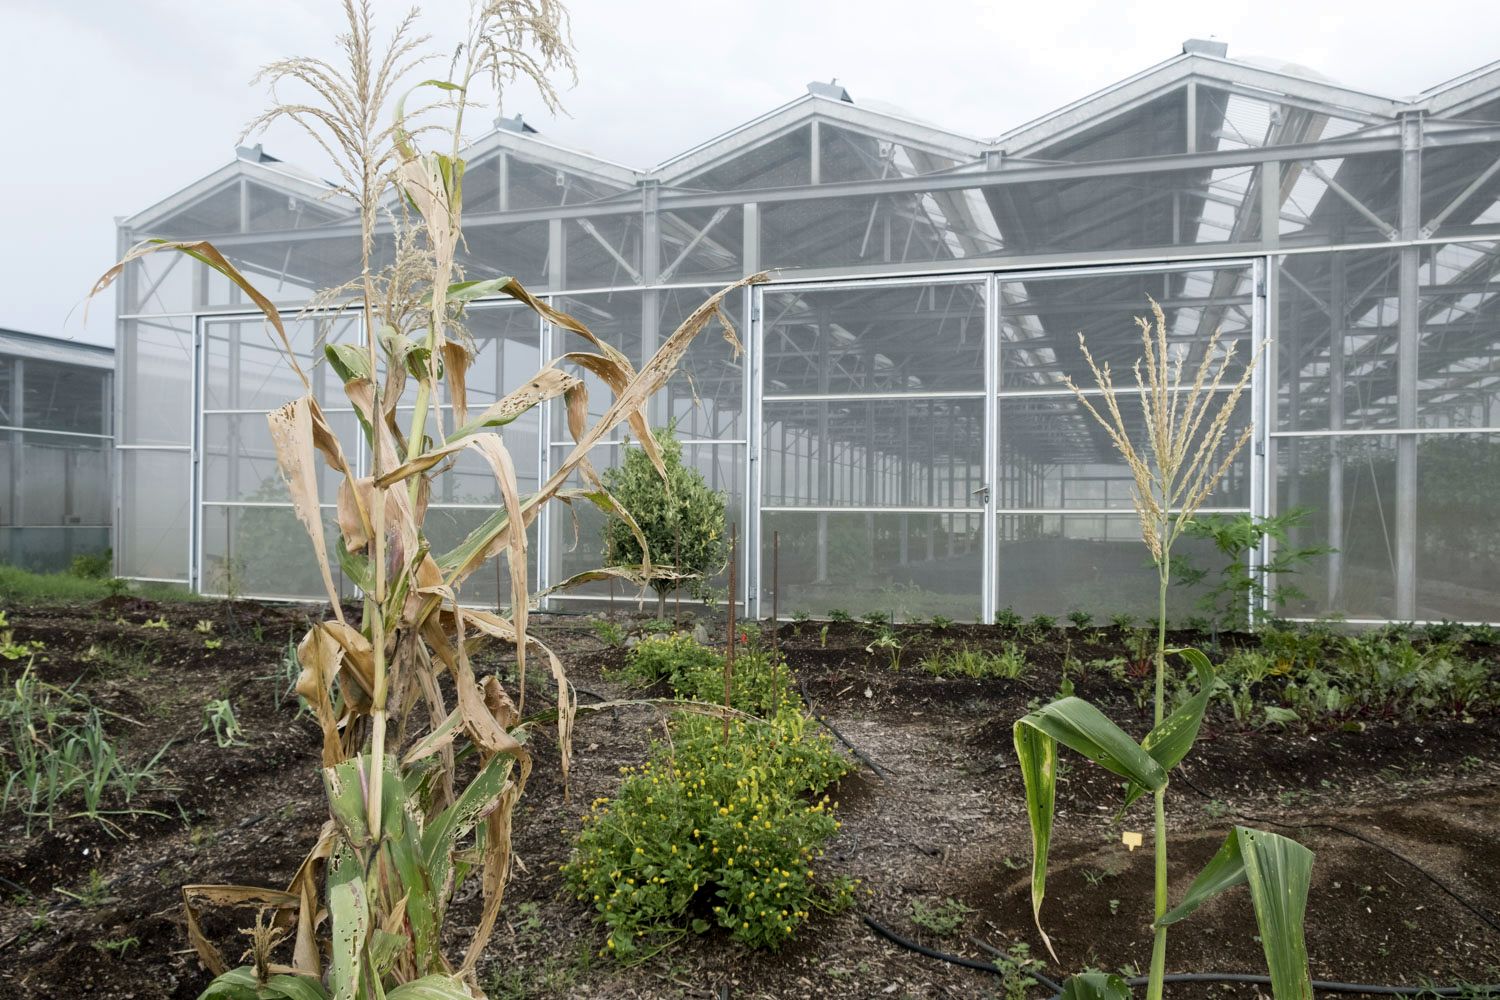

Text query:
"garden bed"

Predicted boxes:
[[1, 599, 1497, 998]]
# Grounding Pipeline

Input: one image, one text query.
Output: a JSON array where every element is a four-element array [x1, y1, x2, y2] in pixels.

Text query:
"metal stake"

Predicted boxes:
[[724, 523, 736, 744]]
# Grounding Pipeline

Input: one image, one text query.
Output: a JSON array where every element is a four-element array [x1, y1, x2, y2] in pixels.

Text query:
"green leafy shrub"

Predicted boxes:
[[619, 632, 796, 716], [993, 606, 1023, 630], [601, 426, 727, 616], [69, 550, 113, 580], [564, 710, 852, 957], [616, 632, 722, 688]]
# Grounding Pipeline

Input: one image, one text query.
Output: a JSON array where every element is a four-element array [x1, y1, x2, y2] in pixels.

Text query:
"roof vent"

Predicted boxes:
[[495, 112, 538, 134], [234, 143, 282, 164], [1182, 38, 1228, 58], [806, 79, 852, 103]]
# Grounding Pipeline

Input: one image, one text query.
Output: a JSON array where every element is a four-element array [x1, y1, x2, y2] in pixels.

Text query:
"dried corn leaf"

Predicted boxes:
[[267, 398, 344, 621]]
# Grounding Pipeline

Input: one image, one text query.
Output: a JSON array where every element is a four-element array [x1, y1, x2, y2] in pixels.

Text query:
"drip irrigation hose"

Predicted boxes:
[[798, 677, 890, 780], [1173, 768, 1500, 937], [865, 914, 1499, 998]]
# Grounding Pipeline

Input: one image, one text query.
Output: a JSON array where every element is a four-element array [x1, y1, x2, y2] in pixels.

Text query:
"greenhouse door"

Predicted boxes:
[[989, 259, 1264, 620], [750, 259, 1263, 622]]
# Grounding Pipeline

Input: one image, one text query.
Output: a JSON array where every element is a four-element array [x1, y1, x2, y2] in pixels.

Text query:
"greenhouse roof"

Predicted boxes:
[[0, 328, 114, 369]]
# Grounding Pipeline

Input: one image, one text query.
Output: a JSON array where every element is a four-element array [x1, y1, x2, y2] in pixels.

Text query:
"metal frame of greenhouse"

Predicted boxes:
[[114, 40, 1500, 624]]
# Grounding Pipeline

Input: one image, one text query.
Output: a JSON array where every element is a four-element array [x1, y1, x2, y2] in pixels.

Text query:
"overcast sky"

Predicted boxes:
[[3, 0, 1497, 346]]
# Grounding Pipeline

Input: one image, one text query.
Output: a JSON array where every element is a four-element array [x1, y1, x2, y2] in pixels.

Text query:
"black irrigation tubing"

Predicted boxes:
[[865, 914, 1500, 998], [798, 677, 890, 781], [1173, 769, 1500, 937]]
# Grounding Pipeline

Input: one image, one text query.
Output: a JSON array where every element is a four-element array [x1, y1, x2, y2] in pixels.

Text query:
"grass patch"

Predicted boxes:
[[0, 564, 195, 606], [920, 642, 1027, 679]]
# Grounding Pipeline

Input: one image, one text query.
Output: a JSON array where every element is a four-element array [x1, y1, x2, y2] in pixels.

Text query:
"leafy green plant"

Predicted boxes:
[[790, 610, 812, 625], [1016, 299, 1314, 1000], [865, 626, 904, 671], [994, 607, 1023, 630], [69, 550, 113, 580], [828, 609, 854, 624], [1067, 610, 1093, 630], [202, 698, 246, 748], [909, 896, 973, 937], [992, 941, 1045, 1000], [564, 710, 851, 958], [600, 425, 727, 617], [1174, 508, 1332, 630], [589, 618, 627, 648], [930, 615, 955, 631], [1028, 613, 1058, 634], [1109, 612, 1136, 630]]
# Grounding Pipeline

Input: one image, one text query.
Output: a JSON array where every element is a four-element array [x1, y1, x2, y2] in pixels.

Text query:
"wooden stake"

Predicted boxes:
[[724, 523, 736, 744], [771, 530, 780, 715]]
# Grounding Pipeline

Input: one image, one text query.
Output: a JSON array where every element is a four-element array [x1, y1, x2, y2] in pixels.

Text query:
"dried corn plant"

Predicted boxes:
[[1010, 302, 1315, 1000], [92, 3, 761, 998]]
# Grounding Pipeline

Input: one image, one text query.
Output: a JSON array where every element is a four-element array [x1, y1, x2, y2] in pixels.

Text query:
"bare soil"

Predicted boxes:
[[1, 602, 1497, 999]]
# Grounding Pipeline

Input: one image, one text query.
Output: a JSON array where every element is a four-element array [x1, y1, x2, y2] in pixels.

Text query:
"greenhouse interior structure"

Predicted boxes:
[[0, 328, 112, 573], [114, 40, 1500, 624]]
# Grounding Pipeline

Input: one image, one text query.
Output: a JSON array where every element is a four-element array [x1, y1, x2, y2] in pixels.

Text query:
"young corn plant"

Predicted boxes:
[[1017, 300, 1315, 1000], [91, 4, 759, 998]]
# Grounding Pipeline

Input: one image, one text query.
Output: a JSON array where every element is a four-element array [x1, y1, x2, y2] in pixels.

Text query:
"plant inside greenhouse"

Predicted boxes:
[[4, 2, 1500, 998]]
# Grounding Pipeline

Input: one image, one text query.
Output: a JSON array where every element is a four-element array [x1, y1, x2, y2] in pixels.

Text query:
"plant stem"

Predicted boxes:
[[1147, 552, 1171, 1000]]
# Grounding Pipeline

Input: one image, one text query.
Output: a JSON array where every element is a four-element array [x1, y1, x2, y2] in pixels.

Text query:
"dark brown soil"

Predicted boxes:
[[1, 604, 1497, 999]]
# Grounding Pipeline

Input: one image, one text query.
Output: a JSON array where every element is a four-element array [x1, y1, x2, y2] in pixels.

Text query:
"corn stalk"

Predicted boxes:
[[1009, 301, 1315, 1000], [92, 4, 762, 997]]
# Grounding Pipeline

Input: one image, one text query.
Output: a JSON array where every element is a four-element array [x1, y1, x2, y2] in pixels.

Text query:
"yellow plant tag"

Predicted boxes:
[[1122, 831, 1144, 851]]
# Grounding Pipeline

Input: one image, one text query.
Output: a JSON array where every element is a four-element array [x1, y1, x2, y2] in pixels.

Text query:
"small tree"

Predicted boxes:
[[602, 426, 726, 616]]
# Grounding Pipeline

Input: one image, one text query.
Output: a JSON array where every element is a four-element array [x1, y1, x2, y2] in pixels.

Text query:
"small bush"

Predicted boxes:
[[619, 632, 797, 717], [69, 550, 113, 580], [564, 710, 852, 957], [617, 632, 722, 689]]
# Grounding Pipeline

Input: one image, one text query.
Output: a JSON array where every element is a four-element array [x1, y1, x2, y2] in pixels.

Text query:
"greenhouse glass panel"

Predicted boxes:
[[1415, 434, 1500, 620], [1000, 264, 1253, 393], [1419, 142, 1500, 240], [1275, 249, 1402, 432], [120, 318, 193, 446], [655, 285, 748, 440], [658, 206, 745, 283], [762, 281, 986, 395], [464, 303, 542, 407], [1270, 434, 1399, 620], [547, 290, 644, 442], [565, 212, 642, 289], [203, 313, 358, 412], [1418, 242, 1500, 429], [1276, 152, 1402, 246], [762, 510, 982, 622], [22, 360, 110, 435], [458, 220, 550, 288], [761, 398, 985, 508], [680, 125, 812, 192], [760, 187, 1001, 271], [119, 449, 190, 581], [200, 504, 346, 600], [424, 506, 538, 610], [994, 513, 1221, 620]]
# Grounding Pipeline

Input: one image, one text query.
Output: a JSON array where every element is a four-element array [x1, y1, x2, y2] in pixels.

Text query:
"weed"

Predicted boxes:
[[141, 617, 170, 631], [202, 698, 245, 747], [930, 615, 954, 631], [58, 868, 112, 908], [909, 897, 973, 937], [1066, 609, 1093, 630], [93, 935, 141, 958], [828, 609, 854, 624], [588, 618, 626, 648], [920, 642, 1026, 680], [993, 607, 1023, 630]]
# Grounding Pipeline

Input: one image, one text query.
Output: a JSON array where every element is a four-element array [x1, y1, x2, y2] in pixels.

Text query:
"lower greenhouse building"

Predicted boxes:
[[113, 41, 1500, 624]]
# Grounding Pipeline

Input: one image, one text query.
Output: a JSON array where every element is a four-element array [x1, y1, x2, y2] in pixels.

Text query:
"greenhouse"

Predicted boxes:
[[114, 40, 1500, 624], [0, 328, 112, 572]]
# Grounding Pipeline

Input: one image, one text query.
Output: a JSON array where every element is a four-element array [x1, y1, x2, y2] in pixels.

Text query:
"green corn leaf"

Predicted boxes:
[[1158, 825, 1314, 1000], [385, 975, 477, 1000], [1124, 647, 1216, 807], [325, 343, 373, 385], [326, 848, 370, 1000], [334, 537, 374, 594], [1013, 697, 1165, 958], [1058, 972, 1134, 1000], [198, 967, 331, 1000], [422, 752, 516, 876]]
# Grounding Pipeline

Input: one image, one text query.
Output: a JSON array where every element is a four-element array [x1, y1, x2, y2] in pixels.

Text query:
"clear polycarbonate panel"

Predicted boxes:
[[244, 181, 347, 233], [120, 317, 193, 446], [678, 125, 812, 192], [547, 290, 643, 442], [1000, 264, 1253, 393], [658, 206, 744, 283], [203, 313, 358, 412], [462, 303, 543, 406], [122, 249, 195, 314], [762, 510, 982, 622], [996, 393, 1252, 510], [17, 437, 110, 527], [119, 449, 191, 581], [545, 442, 743, 602], [815, 123, 967, 183], [565, 213, 642, 289], [1277, 152, 1402, 246], [1275, 249, 1402, 431], [762, 398, 985, 508], [418, 406, 540, 505], [202, 410, 358, 503], [147, 181, 241, 238], [1025, 88, 1190, 163], [0, 526, 111, 574], [760, 187, 1002, 272], [761, 281, 986, 395], [215, 234, 362, 307], [21, 360, 110, 435], [1415, 434, 1500, 620], [504, 156, 628, 210], [1419, 141, 1500, 241], [423, 506, 538, 610], [994, 513, 1220, 621], [1418, 242, 1500, 429], [459, 220, 550, 288], [655, 285, 747, 440], [200, 504, 348, 600], [1270, 434, 1398, 620]]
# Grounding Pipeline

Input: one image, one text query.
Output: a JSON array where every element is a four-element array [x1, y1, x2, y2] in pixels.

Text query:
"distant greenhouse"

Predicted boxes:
[[114, 40, 1500, 623], [0, 329, 112, 573]]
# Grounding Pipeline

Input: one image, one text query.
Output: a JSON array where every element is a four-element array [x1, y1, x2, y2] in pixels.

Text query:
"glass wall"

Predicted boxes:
[[0, 348, 113, 573]]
